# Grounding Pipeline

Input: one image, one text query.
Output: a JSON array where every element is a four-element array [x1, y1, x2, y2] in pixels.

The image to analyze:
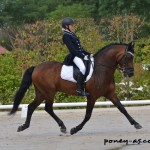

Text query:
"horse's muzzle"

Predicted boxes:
[[123, 67, 134, 78]]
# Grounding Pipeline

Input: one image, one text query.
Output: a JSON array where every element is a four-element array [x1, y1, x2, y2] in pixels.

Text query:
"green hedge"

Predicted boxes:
[[0, 48, 149, 105], [0, 18, 150, 105]]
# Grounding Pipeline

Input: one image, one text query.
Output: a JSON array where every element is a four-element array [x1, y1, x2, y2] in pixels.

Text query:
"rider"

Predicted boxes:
[[62, 17, 92, 96]]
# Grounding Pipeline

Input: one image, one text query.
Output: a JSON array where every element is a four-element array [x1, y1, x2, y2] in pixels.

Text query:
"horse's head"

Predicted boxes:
[[117, 42, 134, 78]]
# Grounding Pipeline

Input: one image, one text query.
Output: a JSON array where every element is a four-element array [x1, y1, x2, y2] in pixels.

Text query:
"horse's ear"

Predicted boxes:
[[128, 41, 134, 47], [128, 41, 134, 53], [131, 41, 135, 48]]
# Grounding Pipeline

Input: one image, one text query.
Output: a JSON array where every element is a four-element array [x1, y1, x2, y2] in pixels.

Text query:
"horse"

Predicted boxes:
[[9, 42, 142, 135]]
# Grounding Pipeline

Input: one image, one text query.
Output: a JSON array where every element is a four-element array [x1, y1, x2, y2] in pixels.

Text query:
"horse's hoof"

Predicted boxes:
[[61, 128, 67, 134], [17, 126, 23, 132], [17, 124, 29, 132], [70, 127, 77, 135], [134, 123, 142, 129]]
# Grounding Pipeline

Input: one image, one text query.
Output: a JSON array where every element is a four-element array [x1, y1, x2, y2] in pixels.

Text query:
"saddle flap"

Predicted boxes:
[[61, 58, 94, 83]]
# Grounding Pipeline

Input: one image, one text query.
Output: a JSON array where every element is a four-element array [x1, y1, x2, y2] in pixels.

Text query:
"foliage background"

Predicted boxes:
[[0, 0, 150, 104]]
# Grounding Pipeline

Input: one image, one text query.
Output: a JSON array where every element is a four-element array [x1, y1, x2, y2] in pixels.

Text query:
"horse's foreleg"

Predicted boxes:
[[107, 93, 142, 129], [45, 101, 67, 134], [17, 98, 42, 132], [70, 99, 95, 135]]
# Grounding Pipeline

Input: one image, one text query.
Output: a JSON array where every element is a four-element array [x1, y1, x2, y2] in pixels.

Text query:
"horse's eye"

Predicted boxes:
[[127, 55, 133, 60]]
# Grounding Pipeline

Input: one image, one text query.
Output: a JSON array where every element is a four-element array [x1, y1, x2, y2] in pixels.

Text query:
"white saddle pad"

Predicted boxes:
[[61, 58, 94, 83]]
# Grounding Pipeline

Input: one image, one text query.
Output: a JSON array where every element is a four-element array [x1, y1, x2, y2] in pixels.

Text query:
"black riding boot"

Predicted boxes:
[[76, 73, 89, 96]]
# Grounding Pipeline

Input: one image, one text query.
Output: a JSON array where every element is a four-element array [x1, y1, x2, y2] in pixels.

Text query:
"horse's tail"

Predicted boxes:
[[9, 66, 35, 115]]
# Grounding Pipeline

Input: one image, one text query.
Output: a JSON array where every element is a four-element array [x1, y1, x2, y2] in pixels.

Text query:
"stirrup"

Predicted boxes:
[[76, 89, 89, 96]]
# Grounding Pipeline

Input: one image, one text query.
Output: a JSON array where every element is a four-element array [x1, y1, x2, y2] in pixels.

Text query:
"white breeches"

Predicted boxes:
[[73, 56, 86, 75]]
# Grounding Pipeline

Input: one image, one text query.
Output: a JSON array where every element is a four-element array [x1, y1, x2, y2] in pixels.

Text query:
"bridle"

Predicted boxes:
[[93, 46, 134, 77], [117, 46, 134, 77]]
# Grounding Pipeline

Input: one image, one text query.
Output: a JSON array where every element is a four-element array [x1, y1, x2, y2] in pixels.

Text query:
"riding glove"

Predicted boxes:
[[84, 55, 89, 60]]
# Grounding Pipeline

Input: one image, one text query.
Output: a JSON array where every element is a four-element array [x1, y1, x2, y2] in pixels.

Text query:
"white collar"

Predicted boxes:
[[62, 28, 74, 34]]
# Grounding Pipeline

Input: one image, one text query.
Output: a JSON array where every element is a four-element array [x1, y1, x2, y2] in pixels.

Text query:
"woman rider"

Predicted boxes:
[[62, 17, 92, 96]]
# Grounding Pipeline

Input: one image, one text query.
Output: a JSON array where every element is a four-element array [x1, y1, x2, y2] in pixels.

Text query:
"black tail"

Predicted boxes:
[[9, 66, 35, 115]]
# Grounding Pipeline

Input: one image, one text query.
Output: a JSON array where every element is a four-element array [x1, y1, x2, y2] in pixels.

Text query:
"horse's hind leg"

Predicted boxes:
[[45, 100, 67, 134], [106, 92, 142, 129], [17, 88, 43, 132]]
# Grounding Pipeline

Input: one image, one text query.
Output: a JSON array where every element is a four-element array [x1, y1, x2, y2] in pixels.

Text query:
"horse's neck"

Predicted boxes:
[[94, 50, 118, 69], [93, 51, 118, 87]]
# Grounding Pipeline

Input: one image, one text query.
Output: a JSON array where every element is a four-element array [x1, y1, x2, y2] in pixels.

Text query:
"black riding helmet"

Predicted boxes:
[[62, 17, 75, 29]]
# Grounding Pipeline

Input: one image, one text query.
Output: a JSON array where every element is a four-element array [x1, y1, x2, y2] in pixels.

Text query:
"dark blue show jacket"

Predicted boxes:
[[62, 30, 90, 65]]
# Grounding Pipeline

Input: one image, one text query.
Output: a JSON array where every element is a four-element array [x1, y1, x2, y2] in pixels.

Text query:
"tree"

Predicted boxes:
[[99, 15, 145, 42], [48, 4, 95, 20], [98, 0, 150, 19], [0, 0, 61, 26], [1, 0, 150, 26]]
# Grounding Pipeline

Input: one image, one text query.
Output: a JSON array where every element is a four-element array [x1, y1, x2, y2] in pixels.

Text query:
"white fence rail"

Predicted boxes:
[[0, 100, 150, 118]]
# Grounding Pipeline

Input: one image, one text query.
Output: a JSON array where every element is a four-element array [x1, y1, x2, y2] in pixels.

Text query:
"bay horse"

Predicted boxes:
[[9, 42, 142, 135]]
